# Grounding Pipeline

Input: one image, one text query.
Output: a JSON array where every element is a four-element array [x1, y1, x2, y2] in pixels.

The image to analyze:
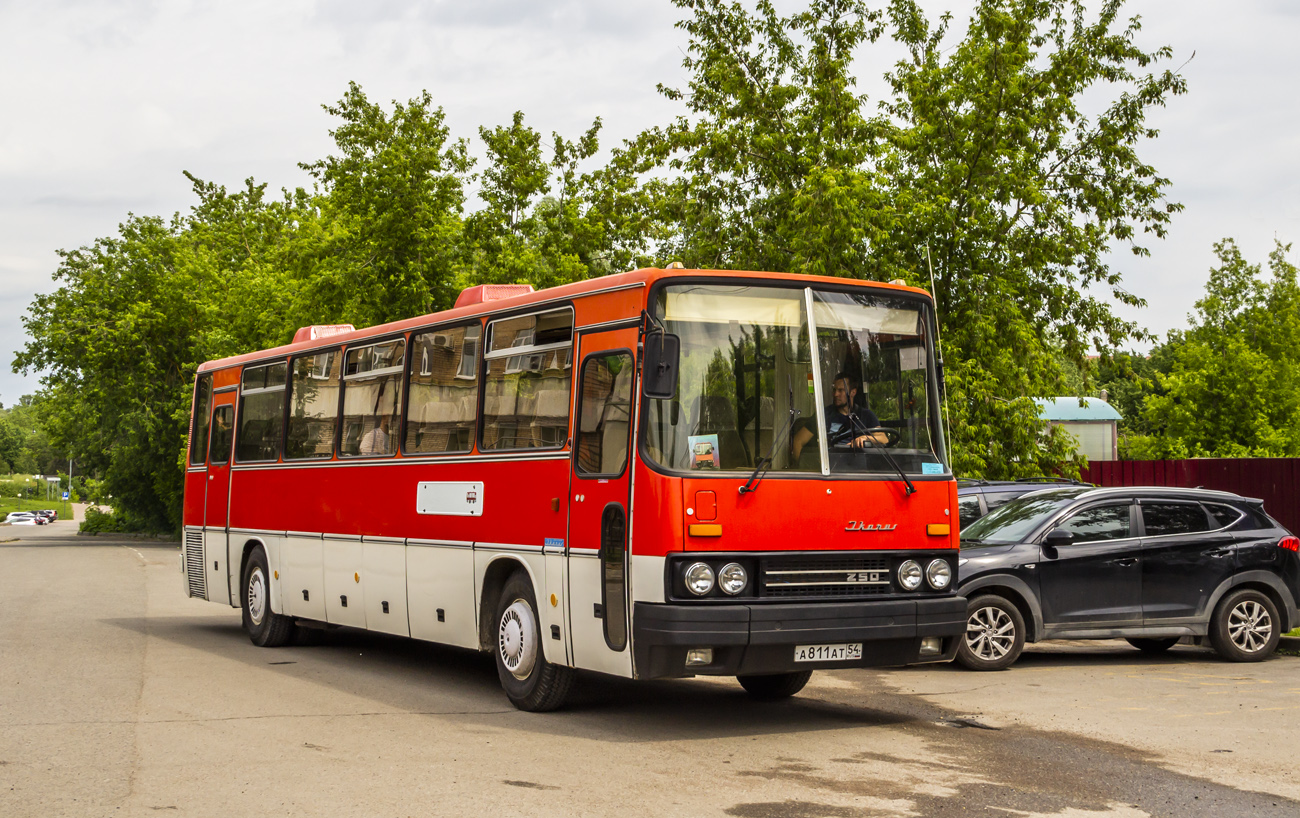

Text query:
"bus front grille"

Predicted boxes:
[[184, 530, 207, 600], [760, 555, 891, 599]]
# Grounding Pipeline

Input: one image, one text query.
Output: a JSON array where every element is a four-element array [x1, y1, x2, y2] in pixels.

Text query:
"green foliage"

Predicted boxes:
[[634, 0, 1184, 477], [301, 82, 474, 324], [1131, 240, 1300, 457], [0, 415, 21, 474], [79, 506, 131, 535]]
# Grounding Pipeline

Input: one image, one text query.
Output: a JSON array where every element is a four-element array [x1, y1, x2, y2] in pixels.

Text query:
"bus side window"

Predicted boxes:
[[576, 352, 634, 475], [340, 339, 405, 457], [209, 405, 234, 465], [405, 325, 479, 454], [481, 309, 573, 450], [285, 351, 341, 460], [236, 362, 287, 462], [189, 374, 212, 466]]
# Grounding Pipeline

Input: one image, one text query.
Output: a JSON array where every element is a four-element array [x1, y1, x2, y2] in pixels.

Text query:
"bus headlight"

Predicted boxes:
[[685, 562, 715, 595], [926, 559, 952, 590], [898, 560, 923, 591], [718, 563, 747, 595]]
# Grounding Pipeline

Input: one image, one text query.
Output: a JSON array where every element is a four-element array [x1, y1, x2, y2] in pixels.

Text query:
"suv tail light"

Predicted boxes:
[[1278, 536, 1299, 552]]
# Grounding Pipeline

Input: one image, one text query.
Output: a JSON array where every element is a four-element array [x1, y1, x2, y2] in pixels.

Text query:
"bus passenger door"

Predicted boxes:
[[567, 327, 637, 676], [204, 395, 236, 606]]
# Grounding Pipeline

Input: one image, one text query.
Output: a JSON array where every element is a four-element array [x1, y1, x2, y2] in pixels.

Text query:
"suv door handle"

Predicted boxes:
[[1112, 558, 1139, 567]]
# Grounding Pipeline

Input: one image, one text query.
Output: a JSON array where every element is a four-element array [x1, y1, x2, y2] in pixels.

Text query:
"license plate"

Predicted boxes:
[[794, 643, 863, 662]]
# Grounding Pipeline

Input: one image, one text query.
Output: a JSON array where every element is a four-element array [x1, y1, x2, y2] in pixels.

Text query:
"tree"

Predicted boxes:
[[464, 112, 624, 290], [631, 0, 1185, 477], [1131, 240, 1300, 457], [300, 82, 473, 324], [0, 415, 21, 474]]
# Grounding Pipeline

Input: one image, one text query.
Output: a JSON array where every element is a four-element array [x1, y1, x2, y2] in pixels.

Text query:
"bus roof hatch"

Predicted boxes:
[[455, 284, 535, 308]]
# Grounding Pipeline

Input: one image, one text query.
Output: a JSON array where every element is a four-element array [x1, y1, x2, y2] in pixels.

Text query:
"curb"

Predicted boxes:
[[1281, 636, 1300, 651], [76, 531, 179, 543]]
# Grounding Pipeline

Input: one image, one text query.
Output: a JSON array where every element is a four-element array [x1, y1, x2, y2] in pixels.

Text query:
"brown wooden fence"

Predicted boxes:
[[1081, 459, 1300, 534]]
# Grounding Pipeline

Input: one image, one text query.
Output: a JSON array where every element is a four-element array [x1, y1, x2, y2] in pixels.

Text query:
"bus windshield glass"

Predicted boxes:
[[642, 283, 946, 476]]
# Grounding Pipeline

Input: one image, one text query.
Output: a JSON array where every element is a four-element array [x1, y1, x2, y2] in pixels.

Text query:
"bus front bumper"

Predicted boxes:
[[631, 597, 965, 679]]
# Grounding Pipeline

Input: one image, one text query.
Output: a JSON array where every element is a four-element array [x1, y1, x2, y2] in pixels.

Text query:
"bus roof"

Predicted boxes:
[[196, 267, 932, 373]]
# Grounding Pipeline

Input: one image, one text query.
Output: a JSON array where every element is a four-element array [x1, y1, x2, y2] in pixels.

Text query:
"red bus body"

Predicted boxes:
[[182, 268, 965, 707]]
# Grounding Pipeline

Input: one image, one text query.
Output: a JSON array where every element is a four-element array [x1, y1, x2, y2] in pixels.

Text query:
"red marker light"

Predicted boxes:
[[1278, 536, 1299, 552]]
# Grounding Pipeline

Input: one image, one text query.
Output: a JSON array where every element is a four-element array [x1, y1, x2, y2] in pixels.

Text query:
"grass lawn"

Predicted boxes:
[[0, 495, 73, 520]]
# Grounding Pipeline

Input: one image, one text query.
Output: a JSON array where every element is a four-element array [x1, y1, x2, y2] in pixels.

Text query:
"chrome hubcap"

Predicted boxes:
[[1228, 600, 1272, 653], [966, 606, 1015, 661], [498, 599, 538, 680], [247, 568, 266, 626]]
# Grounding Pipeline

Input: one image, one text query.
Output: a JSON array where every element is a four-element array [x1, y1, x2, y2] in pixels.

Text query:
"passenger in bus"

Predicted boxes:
[[790, 373, 887, 460], [359, 414, 393, 455]]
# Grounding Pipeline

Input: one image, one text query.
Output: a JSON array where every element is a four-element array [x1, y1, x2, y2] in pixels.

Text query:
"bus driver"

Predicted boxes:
[[790, 373, 888, 460]]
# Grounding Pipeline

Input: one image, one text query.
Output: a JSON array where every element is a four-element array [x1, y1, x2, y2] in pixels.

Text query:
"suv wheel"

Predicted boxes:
[[956, 594, 1025, 671], [1209, 589, 1280, 662]]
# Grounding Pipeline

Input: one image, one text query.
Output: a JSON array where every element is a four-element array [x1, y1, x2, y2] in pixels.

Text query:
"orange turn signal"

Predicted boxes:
[[926, 524, 951, 536], [689, 524, 723, 537]]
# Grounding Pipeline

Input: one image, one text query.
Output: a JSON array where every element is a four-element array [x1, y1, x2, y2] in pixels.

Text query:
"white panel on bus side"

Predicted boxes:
[[473, 551, 565, 666], [362, 542, 409, 637], [630, 554, 666, 604], [204, 529, 231, 607], [258, 534, 286, 615], [543, 551, 572, 666], [568, 552, 633, 677], [283, 536, 326, 621], [416, 481, 484, 516], [323, 540, 367, 628], [407, 544, 478, 649]]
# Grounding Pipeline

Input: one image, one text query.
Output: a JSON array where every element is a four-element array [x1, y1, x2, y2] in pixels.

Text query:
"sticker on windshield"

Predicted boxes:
[[921, 462, 944, 475], [689, 435, 720, 469]]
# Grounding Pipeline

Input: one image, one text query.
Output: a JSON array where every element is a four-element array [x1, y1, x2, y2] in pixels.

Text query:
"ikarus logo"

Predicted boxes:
[[845, 521, 898, 532]]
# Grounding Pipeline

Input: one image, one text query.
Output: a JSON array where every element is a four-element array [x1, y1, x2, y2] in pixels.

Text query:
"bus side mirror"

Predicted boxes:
[[642, 333, 680, 399]]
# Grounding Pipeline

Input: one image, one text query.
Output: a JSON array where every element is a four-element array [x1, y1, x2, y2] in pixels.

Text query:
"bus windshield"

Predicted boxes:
[[642, 283, 946, 476]]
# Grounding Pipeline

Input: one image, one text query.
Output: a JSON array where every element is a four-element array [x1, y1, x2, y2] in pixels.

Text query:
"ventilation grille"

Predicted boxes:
[[760, 554, 891, 599], [184, 529, 207, 600]]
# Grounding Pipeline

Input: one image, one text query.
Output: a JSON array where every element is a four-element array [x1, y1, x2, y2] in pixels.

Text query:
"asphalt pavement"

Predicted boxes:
[[1, 531, 1296, 818]]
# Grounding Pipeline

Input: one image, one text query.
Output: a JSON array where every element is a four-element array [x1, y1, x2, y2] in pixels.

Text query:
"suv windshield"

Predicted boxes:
[[641, 283, 946, 476], [961, 488, 1090, 546]]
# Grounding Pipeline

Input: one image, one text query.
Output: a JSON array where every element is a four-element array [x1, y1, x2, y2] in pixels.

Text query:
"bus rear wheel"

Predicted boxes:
[[737, 670, 813, 700], [493, 571, 575, 712], [241, 547, 296, 647]]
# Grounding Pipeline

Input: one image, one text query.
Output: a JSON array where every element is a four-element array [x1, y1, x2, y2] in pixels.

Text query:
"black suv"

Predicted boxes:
[[957, 478, 1090, 529], [957, 486, 1299, 669]]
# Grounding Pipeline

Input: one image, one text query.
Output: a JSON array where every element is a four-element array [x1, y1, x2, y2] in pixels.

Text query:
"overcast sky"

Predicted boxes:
[[2, 0, 1297, 404]]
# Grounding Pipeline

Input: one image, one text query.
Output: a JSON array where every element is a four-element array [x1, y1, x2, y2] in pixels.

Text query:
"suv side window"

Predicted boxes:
[[985, 492, 1020, 513], [1141, 502, 1211, 537], [958, 496, 982, 530], [1055, 503, 1131, 543], [1204, 503, 1244, 530]]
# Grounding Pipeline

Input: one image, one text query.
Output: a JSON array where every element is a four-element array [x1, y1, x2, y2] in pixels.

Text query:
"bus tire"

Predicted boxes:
[[241, 548, 296, 648], [737, 670, 813, 700], [493, 571, 575, 712]]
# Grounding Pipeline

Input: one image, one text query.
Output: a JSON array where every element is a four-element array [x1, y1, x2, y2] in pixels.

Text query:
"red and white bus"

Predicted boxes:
[[183, 267, 965, 710]]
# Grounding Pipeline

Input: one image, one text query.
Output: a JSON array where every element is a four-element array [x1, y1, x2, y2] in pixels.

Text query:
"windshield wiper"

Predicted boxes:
[[739, 379, 801, 495], [847, 411, 916, 496]]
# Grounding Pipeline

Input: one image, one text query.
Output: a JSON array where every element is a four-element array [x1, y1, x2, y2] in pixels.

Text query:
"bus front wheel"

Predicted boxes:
[[493, 571, 575, 712], [241, 548, 296, 647]]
